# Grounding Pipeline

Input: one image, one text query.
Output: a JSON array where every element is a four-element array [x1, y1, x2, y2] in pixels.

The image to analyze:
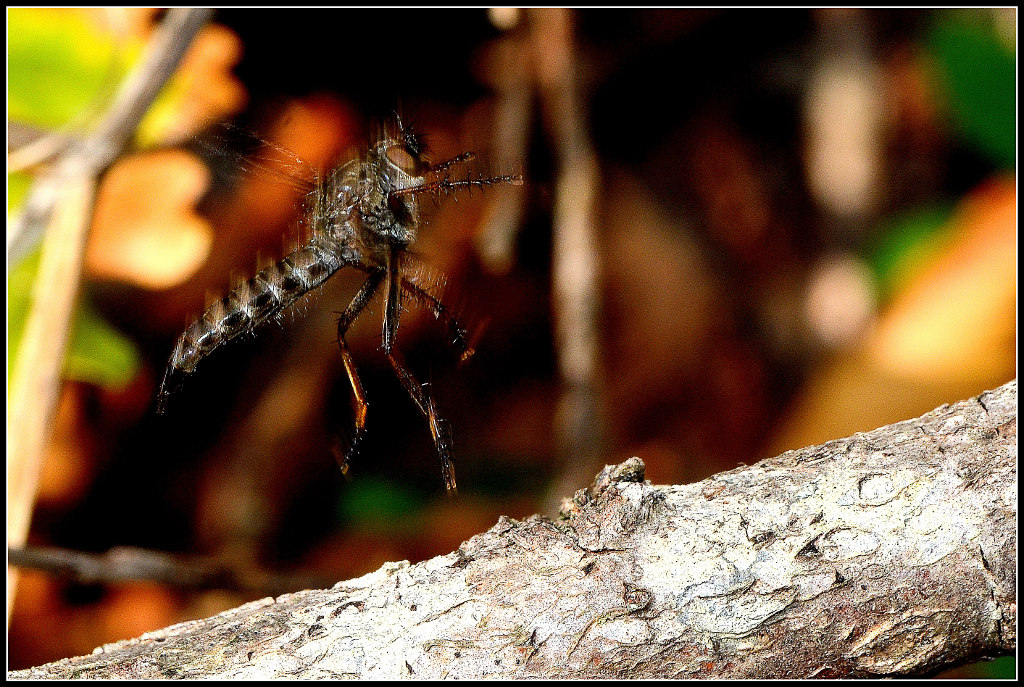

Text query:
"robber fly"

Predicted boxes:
[[157, 114, 522, 492]]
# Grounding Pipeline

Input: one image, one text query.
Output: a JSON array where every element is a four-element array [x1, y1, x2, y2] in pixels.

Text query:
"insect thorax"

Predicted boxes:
[[318, 151, 420, 263]]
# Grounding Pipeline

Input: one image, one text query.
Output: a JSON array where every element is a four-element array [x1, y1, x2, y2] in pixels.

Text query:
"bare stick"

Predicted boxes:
[[8, 381, 1015, 679], [7, 545, 334, 597]]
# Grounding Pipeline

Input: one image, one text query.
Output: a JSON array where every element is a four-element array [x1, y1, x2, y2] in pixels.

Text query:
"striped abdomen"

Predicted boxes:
[[157, 237, 357, 413]]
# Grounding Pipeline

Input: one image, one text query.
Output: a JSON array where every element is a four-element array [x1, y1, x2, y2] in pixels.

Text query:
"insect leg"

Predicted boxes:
[[381, 245, 456, 491], [400, 277, 476, 363], [336, 270, 385, 473], [385, 347, 457, 494], [382, 244, 403, 354]]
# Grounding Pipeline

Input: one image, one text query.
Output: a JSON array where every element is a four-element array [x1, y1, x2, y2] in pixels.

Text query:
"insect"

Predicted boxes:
[[157, 114, 522, 492]]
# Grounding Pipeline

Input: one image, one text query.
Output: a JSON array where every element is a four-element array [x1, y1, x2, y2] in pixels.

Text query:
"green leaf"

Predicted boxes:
[[65, 298, 142, 389], [7, 8, 133, 130], [927, 12, 1016, 168], [8, 171, 34, 212], [976, 656, 1015, 679], [337, 478, 425, 533], [866, 204, 956, 301], [9, 248, 141, 389]]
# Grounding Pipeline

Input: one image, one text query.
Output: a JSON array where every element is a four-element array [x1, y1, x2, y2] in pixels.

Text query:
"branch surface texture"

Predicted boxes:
[[10, 381, 1016, 679]]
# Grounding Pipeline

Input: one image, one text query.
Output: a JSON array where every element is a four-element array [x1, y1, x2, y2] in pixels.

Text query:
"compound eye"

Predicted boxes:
[[386, 145, 420, 175]]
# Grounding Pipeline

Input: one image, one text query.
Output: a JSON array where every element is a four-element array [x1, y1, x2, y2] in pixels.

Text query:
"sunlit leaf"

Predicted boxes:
[[7, 8, 133, 129], [86, 150, 214, 289], [7, 8, 236, 168], [8, 171, 34, 212]]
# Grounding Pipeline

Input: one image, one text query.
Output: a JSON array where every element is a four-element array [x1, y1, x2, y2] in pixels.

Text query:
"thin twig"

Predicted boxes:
[[475, 15, 532, 273], [7, 545, 335, 597]]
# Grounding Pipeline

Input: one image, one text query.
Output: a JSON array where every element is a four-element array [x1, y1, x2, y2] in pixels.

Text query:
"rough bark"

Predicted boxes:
[[9, 381, 1016, 679]]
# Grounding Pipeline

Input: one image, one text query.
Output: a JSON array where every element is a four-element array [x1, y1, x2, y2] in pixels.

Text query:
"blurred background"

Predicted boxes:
[[7, 8, 1015, 676]]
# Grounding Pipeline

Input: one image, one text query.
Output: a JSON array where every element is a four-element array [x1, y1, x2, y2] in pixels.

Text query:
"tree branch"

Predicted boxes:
[[9, 381, 1015, 679]]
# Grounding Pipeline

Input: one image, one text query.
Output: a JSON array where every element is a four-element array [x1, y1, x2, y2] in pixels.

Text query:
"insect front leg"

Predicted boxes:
[[400, 276, 476, 363], [335, 271, 385, 473]]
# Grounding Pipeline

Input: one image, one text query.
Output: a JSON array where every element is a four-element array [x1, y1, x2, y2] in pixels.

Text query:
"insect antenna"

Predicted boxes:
[[423, 151, 475, 175], [392, 172, 523, 200]]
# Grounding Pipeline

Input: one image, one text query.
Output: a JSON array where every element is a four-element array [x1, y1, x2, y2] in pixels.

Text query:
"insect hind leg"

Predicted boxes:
[[384, 347, 457, 494], [335, 271, 385, 474]]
